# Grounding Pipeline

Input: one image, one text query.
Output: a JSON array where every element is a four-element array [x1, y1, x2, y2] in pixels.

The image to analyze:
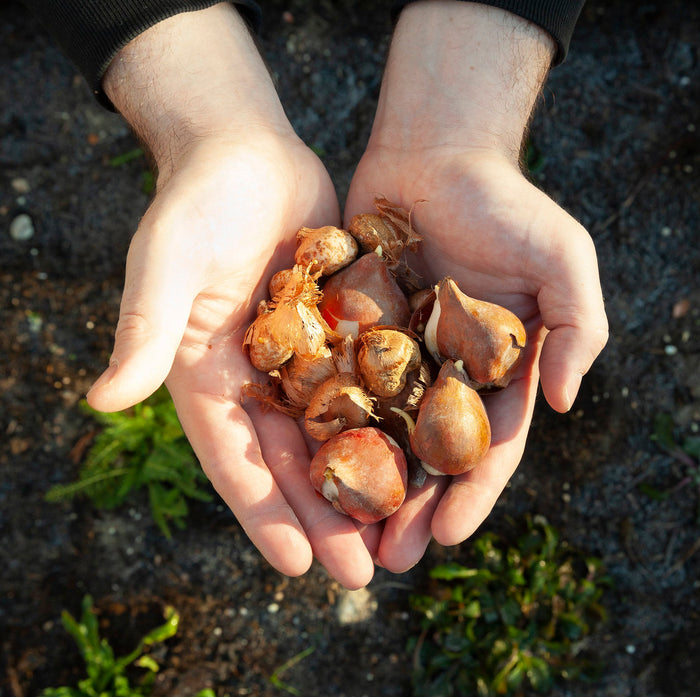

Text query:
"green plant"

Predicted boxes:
[[409, 515, 610, 697], [46, 386, 212, 538], [38, 594, 210, 697], [644, 413, 700, 522], [269, 646, 316, 695], [109, 147, 155, 195]]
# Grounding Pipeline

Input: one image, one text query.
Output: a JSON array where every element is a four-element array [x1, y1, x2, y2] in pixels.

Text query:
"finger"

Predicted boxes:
[[431, 342, 541, 547], [168, 385, 314, 578], [377, 475, 448, 573], [536, 224, 609, 412], [249, 406, 376, 589], [87, 228, 198, 412], [356, 521, 383, 563]]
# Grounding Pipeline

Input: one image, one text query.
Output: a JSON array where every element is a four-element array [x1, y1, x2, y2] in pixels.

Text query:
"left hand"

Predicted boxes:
[[343, 1, 608, 572]]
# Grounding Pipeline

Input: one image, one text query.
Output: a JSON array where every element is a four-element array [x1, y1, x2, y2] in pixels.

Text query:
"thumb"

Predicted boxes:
[[86, 231, 196, 412], [536, 230, 609, 413]]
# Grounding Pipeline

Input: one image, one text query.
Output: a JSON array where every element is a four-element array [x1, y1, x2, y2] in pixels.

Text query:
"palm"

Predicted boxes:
[[345, 144, 605, 570]]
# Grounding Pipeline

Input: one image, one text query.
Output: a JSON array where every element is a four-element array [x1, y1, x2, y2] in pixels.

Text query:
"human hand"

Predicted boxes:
[[345, 1, 608, 571], [85, 5, 377, 588]]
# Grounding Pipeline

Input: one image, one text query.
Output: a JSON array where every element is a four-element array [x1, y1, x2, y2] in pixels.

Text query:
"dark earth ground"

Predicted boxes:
[[2, 1, 700, 695]]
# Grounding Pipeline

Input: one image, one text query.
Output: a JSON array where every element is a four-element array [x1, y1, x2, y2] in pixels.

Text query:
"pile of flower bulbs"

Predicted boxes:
[[243, 198, 526, 524]]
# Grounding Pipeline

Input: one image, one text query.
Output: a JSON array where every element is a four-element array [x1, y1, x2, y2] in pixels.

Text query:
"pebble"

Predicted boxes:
[[335, 587, 377, 624], [9, 213, 34, 241], [11, 177, 30, 193]]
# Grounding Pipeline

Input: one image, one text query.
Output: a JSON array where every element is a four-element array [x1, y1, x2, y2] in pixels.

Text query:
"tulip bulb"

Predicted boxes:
[[310, 426, 408, 524], [319, 252, 410, 338], [295, 225, 358, 276], [409, 360, 491, 476], [304, 373, 374, 441], [357, 328, 422, 398], [417, 278, 526, 389]]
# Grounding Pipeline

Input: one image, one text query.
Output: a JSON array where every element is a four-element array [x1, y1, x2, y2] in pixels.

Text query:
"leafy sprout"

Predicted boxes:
[[39, 595, 180, 697], [643, 413, 700, 522], [46, 386, 212, 538], [409, 515, 610, 697]]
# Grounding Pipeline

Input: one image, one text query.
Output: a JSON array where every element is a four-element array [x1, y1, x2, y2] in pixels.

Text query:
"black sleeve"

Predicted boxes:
[[20, 0, 262, 108], [391, 0, 586, 65]]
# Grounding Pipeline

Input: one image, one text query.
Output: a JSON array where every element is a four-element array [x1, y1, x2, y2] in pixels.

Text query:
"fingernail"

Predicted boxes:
[[87, 361, 119, 397], [564, 374, 582, 411]]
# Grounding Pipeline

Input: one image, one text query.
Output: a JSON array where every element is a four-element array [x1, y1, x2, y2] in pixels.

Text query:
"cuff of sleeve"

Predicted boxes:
[[390, 0, 585, 65], [27, 0, 262, 110]]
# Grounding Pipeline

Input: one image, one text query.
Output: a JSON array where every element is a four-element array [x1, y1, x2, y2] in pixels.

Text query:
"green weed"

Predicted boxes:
[[46, 386, 212, 538], [643, 413, 700, 521], [409, 515, 610, 697], [109, 147, 155, 195], [269, 646, 316, 695], [38, 595, 216, 697]]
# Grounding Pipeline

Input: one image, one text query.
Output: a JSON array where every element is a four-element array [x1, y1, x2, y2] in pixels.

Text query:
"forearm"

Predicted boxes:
[[103, 3, 290, 177], [372, 1, 556, 162]]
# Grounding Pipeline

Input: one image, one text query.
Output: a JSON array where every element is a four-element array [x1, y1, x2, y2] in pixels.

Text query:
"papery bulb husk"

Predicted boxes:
[[357, 328, 422, 398], [373, 360, 432, 422], [279, 346, 336, 413], [348, 213, 405, 264], [410, 360, 491, 476], [269, 264, 322, 307], [268, 268, 294, 299], [243, 306, 296, 373], [433, 278, 526, 389], [331, 334, 358, 375], [290, 301, 327, 359], [373, 197, 423, 253], [295, 225, 358, 276], [304, 373, 374, 441], [318, 252, 411, 338], [309, 426, 407, 524], [241, 376, 302, 418]]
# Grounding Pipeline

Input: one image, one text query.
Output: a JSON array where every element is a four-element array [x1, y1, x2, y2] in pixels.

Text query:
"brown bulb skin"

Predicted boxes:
[[357, 328, 421, 398], [418, 278, 526, 389], [310, 427, 408, 524], [318, 253, 410, 338], [410, 360, 491, 476]]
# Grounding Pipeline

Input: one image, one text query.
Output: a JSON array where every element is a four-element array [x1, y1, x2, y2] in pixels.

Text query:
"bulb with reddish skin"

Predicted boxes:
[[319, 252, 410, 338], [309, 427, 408, 524], [415, 278, 527, 389], [410, 360, 491, 476]]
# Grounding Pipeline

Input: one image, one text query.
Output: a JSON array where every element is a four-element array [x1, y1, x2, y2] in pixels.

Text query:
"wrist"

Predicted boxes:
[[369, 1, 555, 162], [103, 3, 293, 175]]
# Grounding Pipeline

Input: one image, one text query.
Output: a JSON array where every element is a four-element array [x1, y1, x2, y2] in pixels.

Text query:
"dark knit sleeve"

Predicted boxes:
[[21, 0, 262, 108], [391, 0, 586, 64]]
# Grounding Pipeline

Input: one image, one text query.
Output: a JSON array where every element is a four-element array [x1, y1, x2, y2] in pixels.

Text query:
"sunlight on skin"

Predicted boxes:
[[378, 476, 448, 572], [431, 325, 544, 545], [169, 386, 314, 577]]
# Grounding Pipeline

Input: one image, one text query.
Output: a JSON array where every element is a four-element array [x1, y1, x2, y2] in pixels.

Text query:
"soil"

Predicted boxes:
[[2, 1, 699, 696]]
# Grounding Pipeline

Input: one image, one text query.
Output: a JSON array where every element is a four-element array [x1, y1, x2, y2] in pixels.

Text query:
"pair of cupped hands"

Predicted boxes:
[[85, 2, 608, 589]]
